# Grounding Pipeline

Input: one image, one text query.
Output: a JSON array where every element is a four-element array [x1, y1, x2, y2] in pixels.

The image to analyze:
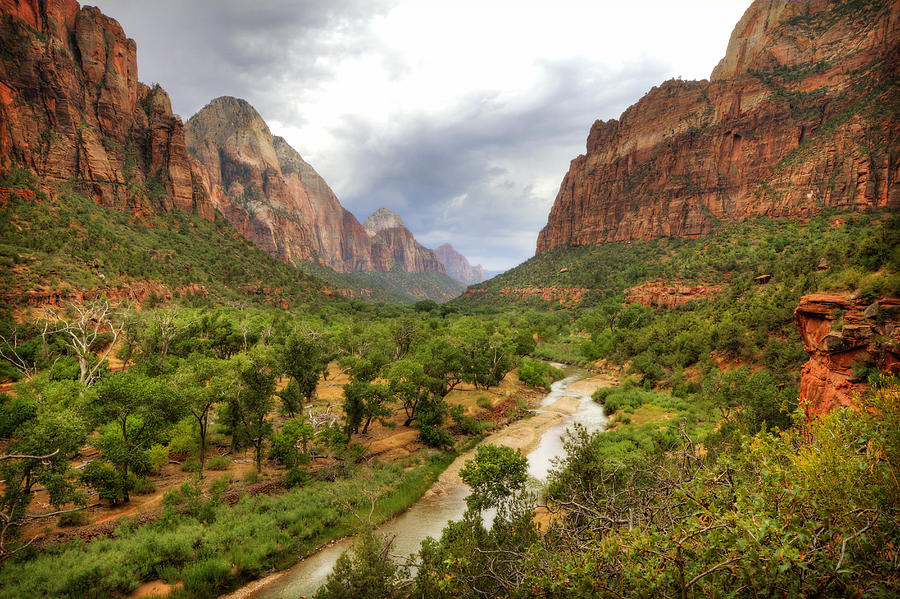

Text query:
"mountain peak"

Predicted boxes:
[[363, 208, 406, 235], [433, 243, 486, 285]]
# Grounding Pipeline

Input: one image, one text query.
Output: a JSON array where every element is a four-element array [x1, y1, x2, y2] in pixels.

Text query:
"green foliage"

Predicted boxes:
[[0, 457, 455, 599], [205, 456, 231, 471], [315, 530, 401, 599], [517, 358, 564, 390], [80, 460, 127, 504], [459, 444, 528, 512]]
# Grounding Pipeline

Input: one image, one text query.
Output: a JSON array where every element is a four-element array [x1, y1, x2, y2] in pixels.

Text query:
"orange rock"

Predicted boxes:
[[0, 0, 209, 216], [537, 0, 899, 253], [795, 294, 900, 419], [624, 280, 721, 309]]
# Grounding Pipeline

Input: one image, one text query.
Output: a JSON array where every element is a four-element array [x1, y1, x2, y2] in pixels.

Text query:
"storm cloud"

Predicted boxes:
[[92, 0, 750, 270]]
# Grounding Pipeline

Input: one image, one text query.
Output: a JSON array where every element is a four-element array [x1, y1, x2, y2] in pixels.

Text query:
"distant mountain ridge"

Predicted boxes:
[[434, 243, 486, 285]]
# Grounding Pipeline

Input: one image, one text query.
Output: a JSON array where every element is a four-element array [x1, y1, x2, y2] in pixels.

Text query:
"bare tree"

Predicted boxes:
[[49, 300, 124, 385], [0, 329, 37, 379]]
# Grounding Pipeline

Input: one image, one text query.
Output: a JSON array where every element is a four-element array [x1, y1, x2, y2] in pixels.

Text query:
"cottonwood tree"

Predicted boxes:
[[175, 356, 233, 471], [49, 299, 124, 385], [89, 371, 184, 501], [279, 330, 330, 417], [233, 351, 276, 473], [0, 410, 87, 560]]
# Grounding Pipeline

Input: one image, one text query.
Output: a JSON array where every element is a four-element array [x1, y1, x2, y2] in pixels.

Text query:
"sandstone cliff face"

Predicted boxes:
[[624, 280, 721, 309], [434, 243, 486, 285], [186, 98, 444, 274], [537, 0, 899, 253], [0, 0, 206, 215], [794, 293, 900, 418], [362, 208, 446, 273]]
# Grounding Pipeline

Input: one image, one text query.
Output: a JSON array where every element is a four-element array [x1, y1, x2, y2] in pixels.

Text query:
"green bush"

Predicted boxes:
[[146, 443, 169, 474], [181, 557, 233, 596], [517, 358, 564, 390], [205, 455, 231, 471], [57, 510, 88, 527]]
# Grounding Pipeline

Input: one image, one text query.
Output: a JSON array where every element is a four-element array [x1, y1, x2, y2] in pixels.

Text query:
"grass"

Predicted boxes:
[[0, 452, 457, 599]]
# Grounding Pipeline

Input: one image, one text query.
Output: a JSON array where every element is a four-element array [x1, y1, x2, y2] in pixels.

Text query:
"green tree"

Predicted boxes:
[[175, 356, 233, 471], [280, 331, 329, 417], [89, 371, 184, 499], [315, 530, 400, 599], [234, 351, 276, 473], [459, 444, 528, 512]]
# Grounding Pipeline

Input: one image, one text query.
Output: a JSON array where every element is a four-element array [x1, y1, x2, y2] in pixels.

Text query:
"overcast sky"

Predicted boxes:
[[92, 0, 751, 271]]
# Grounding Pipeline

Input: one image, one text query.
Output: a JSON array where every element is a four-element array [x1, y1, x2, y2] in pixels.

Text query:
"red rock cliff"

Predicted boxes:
[[186, 98, 445, 274], [362, 208, 446, 273], [537, 0, 899, 253], [794, 293, 900, 418], [0, 0, 209, 216]]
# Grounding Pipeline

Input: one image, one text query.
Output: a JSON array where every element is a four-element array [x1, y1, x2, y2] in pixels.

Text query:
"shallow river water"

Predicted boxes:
[[242, 373, 607, 599]]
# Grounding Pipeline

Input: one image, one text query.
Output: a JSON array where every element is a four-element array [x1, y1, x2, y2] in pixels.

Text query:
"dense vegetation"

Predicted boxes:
[[2, 161, 898, 598], [328, 378, 896, 598]]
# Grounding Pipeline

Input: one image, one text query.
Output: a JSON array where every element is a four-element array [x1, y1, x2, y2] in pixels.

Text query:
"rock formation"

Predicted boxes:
[[625, 280, 721, 309], [362, 208, 446, 273], [794, 293, 900, 418], [537, 0, 899, 253], [0, 0, 208, 215], [186, 98, 445, 274], [434, 243, 486, 285]]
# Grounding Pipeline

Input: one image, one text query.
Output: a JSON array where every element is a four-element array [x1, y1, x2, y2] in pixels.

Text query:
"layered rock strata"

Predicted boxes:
[[434, 243, 486, 285], [0, 0, 207, 215], [537, 0, 899, 253], [625, 280, 721, 309], [186, 98, 444, 274], [794, 293, 900, 418], [362, 208, 446, 273]]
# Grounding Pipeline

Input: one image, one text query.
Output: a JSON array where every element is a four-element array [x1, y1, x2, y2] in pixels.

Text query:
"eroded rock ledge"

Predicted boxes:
[[795, 293, 900, 418]]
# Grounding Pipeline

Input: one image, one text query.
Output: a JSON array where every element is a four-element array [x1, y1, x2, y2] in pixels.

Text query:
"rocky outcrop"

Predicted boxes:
[[186, 99, 444, 274], [537, 0, 899, 253], [625, 280, 721, 309], [794, 293, 900, 418], [0, 0, 207, 215], [434, 243, 486, 285], [498, 287, 591, 306], [1, 281, 208, 307]]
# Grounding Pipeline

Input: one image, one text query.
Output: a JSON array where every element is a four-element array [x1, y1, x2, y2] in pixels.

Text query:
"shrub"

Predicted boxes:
[[146, 443, 169, 474], [181, 557, 232, 596], [80, 460, 127, 504], [206, 455, 231, 471], [476, 395, 493, 409], [517, 358, 564, 390], [284, 467, 310, 488], [57, 510, 88, 527], [128, 474, 155, 495]]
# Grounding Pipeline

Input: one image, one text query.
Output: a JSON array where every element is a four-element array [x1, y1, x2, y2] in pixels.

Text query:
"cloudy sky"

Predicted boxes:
[[92, 0, 751, 271]]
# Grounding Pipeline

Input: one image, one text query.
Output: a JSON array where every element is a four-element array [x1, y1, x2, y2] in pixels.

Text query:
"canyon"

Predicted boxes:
[[0, 0, 468, 299], [537, 0, 899, 253]]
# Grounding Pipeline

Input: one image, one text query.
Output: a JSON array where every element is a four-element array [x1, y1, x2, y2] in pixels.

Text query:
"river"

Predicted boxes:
[[232, 372, 608, 599]]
